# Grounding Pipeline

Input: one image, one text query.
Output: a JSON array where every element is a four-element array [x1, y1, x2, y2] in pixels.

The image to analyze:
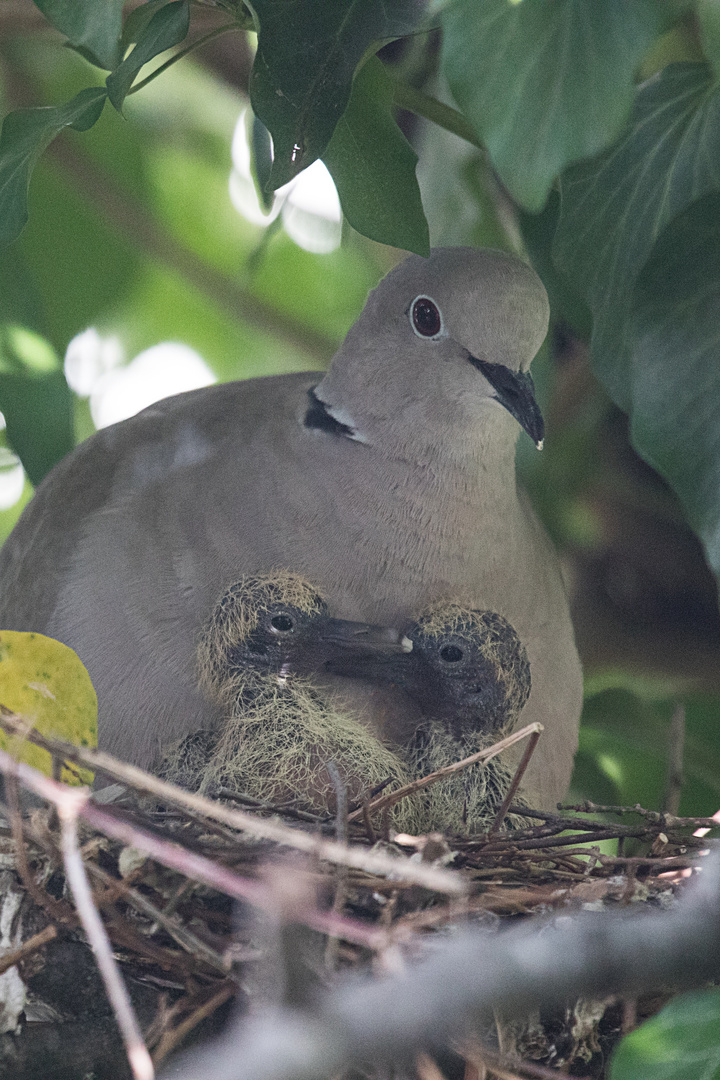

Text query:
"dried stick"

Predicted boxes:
[[4, 775, 74, 925], [55, 787, 154, 1080], [560, 800, 720, 829], [86, 861, 230, 974], [325, 762, 350, 970], [152, 981, 236, 1066], [0, 709, 463, 895], [488, 729, 542, 834], [347, 723, 544, 824], [0, 749, 397, 950], [0, 924, 57, 976]]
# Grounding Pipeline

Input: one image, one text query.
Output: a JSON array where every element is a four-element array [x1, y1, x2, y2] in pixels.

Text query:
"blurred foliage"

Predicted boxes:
[[609, 988, 720, 1080]]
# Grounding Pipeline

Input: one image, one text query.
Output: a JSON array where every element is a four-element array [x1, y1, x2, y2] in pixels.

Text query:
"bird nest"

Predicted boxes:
[[0, 710, 716, 1080]]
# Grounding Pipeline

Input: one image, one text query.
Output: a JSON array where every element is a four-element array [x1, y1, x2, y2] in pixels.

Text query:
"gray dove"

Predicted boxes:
[[0, 247, 582, 808]]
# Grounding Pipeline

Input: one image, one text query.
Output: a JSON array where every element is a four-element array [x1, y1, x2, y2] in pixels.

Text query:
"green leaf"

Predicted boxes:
[[120, 0, 172, 52], [323, 58, 429, 256], [106, 0, 190, 113], [630, 191, 720, 583], [573, 682, 720, 816], [441, 0, 663, 213], [610, 989, 720, 1080], [698, 0, 720, 78], [248, 0, 433, 189], [33, 0, 124, 70], [520, 193, 592, 341], [0, 247, 46, 334], [0, 630, 97, 785], [0, 87, 107, 250], [250, 115, 274, 212], [553, 62, 720, 410], [0, 370, 73, 486]]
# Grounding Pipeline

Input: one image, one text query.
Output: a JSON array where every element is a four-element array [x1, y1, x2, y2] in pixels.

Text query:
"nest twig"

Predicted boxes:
[[0, 706, 717, 1080]]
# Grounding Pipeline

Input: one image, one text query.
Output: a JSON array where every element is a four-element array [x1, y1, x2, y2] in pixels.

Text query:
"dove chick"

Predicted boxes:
[[160, 573, 422, 832], [404, 603, 532, 833], [329, 601, 532, 834]]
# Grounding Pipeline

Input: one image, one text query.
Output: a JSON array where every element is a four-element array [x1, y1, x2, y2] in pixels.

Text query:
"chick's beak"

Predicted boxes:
[[317, 618, 413, 655], [468, 355, 545, 449]]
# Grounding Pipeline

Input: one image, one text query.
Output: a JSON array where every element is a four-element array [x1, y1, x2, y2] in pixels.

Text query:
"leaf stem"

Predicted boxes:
[[127, 23, 239, 97], [391, 80, 484, 152]]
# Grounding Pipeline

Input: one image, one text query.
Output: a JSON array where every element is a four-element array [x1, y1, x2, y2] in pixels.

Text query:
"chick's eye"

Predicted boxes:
[[270, 613, 294, 634], [411, 296, 443, 338], [439, 644, 464, 664]]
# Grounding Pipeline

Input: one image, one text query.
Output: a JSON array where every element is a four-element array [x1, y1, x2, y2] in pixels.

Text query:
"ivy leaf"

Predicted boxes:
[[0, 630, 97, 785], [698, 0, 720, 79], [248, 0, 433, 190], [0, 371, 73, 487], [0, 326, 73, 486], [441, 0, 662, 212], [106, 0, 190, 113], [120, 0, 172, 53], [610, 988, 720, 1080], [324, 58, 429, 256], [631, 191, 720, 584], [33, 0, 124, 70], [553, 63, 720, 410], [0, 87, 107, 250]]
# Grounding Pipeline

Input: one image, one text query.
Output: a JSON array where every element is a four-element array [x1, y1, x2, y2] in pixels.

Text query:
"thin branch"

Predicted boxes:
[[4, 774, 73, 925], [561, 801, 720, 831], [56, 791, 154, 1080], [128, 24, 239, 96], [347, 723, 543, 824], [663, 703, 686, 816], [152, 981, 236, 1066], [391, 80, 484, 152], [488, 730, 541, 834], [0, 924, 57, 976], [168, 850, 720, 1080]]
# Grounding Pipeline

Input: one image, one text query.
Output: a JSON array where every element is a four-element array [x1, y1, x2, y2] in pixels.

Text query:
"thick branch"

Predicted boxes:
[[168, 850, 720, 1080]]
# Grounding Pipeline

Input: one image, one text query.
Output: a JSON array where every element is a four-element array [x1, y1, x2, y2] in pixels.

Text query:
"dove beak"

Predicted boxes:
[[469, 355, 545, 449]]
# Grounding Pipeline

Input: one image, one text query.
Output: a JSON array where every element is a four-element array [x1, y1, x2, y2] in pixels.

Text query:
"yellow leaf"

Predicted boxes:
[[0, 630, 97, 784]]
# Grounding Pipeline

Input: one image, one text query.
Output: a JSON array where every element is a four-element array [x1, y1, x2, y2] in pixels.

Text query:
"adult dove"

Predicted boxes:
[[0, 247, 582, 808]]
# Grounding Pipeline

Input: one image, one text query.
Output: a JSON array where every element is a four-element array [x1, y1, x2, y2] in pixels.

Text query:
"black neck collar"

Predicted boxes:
[[304, 387, 356, 439]]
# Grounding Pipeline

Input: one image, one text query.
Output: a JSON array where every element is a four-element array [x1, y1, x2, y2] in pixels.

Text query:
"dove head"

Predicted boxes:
[[314, 247, 549, 460], [406, 604, 531, 738], [197, 572, 410, 709]]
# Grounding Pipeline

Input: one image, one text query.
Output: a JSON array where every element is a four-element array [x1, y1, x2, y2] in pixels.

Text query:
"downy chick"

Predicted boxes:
[[160, 573, 423, 833], [328, 602, 532, 834]]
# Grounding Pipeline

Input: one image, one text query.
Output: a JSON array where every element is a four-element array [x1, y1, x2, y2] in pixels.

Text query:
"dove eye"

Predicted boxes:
[[439, 644, 464, 663], [410, 296, 443, 339]]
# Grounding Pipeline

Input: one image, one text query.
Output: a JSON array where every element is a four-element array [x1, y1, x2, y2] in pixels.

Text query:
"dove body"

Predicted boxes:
[[0, 248, 582, 807]]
